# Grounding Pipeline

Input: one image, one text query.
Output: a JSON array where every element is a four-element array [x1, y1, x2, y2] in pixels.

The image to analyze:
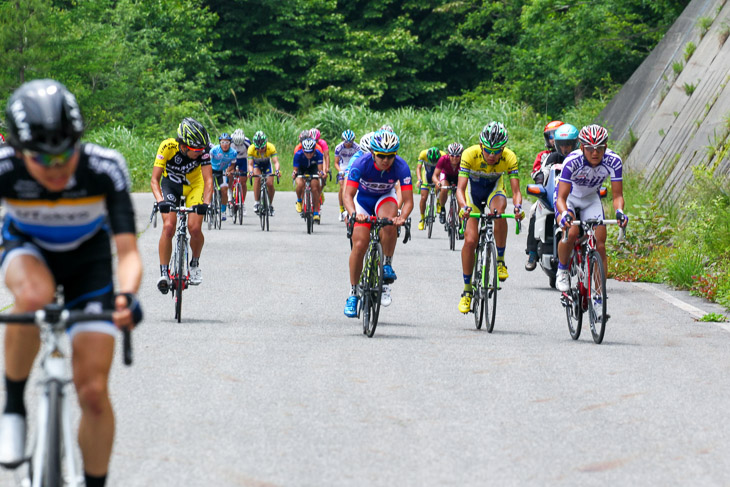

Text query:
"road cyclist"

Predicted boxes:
[[343, 129, 414, 316], [209, 133, 237, 222], [432, 142, 464, 225], [247, 131, 281, 217], [151, 117, 213, 292], [416, 146, 446, 231], [229, 128, 251, 216], [0, 79, 143, 487], [334, 129, 360, 221], [457, 121, 525, 314], [293, 138, 325, 223]]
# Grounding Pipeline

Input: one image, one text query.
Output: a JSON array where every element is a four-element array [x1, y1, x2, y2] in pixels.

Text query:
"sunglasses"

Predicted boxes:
[[583, 144, 607, 152], [373, 152, 396, 160], [184, 145, 204, 153], [23, 147, 76, 167], [481, 146, 503, 155]]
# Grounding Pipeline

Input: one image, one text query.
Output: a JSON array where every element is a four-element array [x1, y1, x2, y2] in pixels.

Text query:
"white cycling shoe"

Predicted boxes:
[[157, 275, 171, 294], [0, 413, 26, 468], [556, 269, 570, 292], [381, 285, 392, 307], [190, 266, 202, 286]]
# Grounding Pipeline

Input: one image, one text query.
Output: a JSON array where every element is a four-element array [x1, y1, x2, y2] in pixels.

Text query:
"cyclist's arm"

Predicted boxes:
[[201, 164, 214, 205], [611, 179, 625, 213], [555, 180, 571, 217], [334, 155, 342, 172], [151, 166, 164, 202], [509, 176, 522, 210], [431, 167, 442, 187], [113, 232, 142, 328], [272, 155, 280, 173], [343, 182, 357, 216], [247, 156, 254, 174], [416, 162, 423, 184], [398, 187, 414, 223], [456, 174, 469, 210]]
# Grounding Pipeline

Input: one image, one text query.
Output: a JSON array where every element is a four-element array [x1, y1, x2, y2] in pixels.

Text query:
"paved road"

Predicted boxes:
[[2, 192, 730, 486]]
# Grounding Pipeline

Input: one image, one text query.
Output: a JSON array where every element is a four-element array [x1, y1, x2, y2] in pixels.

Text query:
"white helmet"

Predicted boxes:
[[359, 131, 375, 152], [232, 129, 246, 146]]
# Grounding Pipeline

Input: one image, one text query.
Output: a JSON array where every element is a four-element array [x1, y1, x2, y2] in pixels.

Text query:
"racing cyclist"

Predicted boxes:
[[555, 124, 627, 292], [229, 129, 251, 216], [432, 142, 463, 224], [0, 79, 142, 487], [248, 131, 281, 216], [416, 146, 446, 230], [209, 133, 237, 221], [293, 138, 325, 222], [151, 117, 213, 290], [343, 130, 414, 313], [334, 129, 360, 221], [457, 122, 524, 314]]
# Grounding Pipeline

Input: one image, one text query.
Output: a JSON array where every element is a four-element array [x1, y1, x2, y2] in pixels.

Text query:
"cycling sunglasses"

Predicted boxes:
[[373, 152, 396, 160], [481, 146, 503, 155], [184, 145, 205, 153], [23, 147, 76, 167], [583, 144, 607, 152]]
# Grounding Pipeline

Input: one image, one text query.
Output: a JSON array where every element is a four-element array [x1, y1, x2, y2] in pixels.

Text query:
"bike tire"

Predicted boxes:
[[175, 237, 185, 323], [236, 183, 244, 226], [472, 244, 485, 330], [448, 200, 457, 251], [215, 191, 222, 229], [207, 206, 213, 230], [566, 251, 583, 340], [43, 380, 63, 487], [427, 191, 435, 239], [262, 187, 270, 232], [588, 250, 608, 344], [485, 241, 498, 333], [305, 189, 313, 234], [363, 242, 384, 337]]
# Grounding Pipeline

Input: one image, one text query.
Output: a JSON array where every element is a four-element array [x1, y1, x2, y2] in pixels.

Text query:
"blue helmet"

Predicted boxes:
[[554, 124, 579, 155], [342, 129, 355, 142], [370, 130, 400, 154], [219, 133, 232, 141]]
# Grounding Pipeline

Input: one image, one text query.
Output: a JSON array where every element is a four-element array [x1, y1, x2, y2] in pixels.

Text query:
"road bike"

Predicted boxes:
[[0, 304, 132, 487], [561, 219, 625, 344], [440, 184, 459, 251], [461, 209, 519, 332], [250, 172, 279, 232], [229, 171, 245, 226], [152, 203, 196, 323], [423, 183, 437, 239], [206, 176, 222, 230], [347, 216, 411, 337], [296, 174, 321, 234]]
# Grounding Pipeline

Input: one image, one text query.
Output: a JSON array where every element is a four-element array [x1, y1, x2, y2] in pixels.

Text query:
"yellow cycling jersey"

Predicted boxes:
[[248, 142, 277, 160], [153, 138, 209, 185], [418, 149, 446, 168], [459, 145, 518, 191]]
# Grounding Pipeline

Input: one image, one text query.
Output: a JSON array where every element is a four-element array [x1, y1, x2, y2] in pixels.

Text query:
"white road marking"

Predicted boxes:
[[632, 282, 730, 332]]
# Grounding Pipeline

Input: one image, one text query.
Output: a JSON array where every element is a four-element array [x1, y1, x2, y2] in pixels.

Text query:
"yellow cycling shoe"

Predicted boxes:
[[295, 201, 302, 213], [497, 262, 509, 281], [458, 292, 472, 314], [436, 202, 442, 213], [418, 218, 425, 231]]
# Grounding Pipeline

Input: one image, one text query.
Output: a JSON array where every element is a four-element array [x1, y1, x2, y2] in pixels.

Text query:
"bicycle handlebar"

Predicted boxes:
[[248, 172, 280, 186], [0, 306, 133, 366], [561, 219, 627, 243]]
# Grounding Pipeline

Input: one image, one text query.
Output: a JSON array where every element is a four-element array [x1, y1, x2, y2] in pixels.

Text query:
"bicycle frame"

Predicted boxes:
[[296, 174, 319, 234]]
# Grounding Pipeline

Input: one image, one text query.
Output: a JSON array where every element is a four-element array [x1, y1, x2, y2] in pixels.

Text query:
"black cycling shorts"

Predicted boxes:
[[298, 164, 319, 177]]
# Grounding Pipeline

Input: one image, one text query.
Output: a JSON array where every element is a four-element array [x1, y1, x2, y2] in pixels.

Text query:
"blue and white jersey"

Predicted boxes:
[[335, 141, 360, 167], [209, 144, 238, 172], [559, 149, 622, 198], [346, 149, 369, 172], [293, 150, 323, 170], [232, 139, 251, 161], [346, 153, 413, 196], [0, 143, 136, 252]]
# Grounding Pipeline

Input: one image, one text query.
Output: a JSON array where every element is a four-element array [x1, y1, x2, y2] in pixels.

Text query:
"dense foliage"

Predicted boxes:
[[0, 0, 688, 135]]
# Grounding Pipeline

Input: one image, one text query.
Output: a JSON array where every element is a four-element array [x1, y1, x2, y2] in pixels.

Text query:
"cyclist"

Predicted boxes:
[[0, 79, 142, 487], [293, 138, 325, 222], [531, 121, 563, 185], [334, 129, 360, 221], [343, 130, 414, 314], [310, 128, 330, 208], [432, 142, 463, 224], [416, 146, 446, 230], [210, 133, 237, 221], [0, 133, 4, 143], [555, 124, 627, 292], [457, 122, 524, 313], [247, 131, 281, 217], [294, 129, 325, 154], [229, 129, 251, 216], [525, 123, 577, 270], [151, 117, 213, 291]]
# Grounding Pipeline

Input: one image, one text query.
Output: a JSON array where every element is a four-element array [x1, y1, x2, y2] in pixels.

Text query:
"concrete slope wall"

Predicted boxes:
[[598, 0, 730, 198]]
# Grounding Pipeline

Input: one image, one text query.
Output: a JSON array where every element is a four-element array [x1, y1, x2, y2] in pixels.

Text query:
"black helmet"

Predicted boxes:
[[5, 79, 84, 154], [177, 117, 210, 149]]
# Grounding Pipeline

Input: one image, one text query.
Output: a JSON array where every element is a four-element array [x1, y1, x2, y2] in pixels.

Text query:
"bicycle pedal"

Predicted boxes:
[[383, 278, 395, 285]]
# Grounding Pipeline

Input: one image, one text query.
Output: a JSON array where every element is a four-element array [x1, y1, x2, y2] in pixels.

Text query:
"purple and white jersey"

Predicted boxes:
[[335, 141, 360, 167], [559, 149, 622, 198], [346, 153, 413, 196]]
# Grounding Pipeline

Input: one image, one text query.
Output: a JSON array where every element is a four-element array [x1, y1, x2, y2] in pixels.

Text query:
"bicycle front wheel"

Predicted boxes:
[[43, 380, 63, 487], [448, 200, 457, 251], [215, 191, 222, 229], [175, 237, 185, 323], [305, 190, 313, 234], [472, 245, 485, 330], [565, 251, 583, 340], [363, 242, 384, 337], [427, 191, 435, 239], [588, 250, 608, 344], [485, 241, 498, 333]]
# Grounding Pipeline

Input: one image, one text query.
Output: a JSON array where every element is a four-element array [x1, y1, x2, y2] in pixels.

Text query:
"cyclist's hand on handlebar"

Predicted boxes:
[[276, 170, 281, 177], [392, 215, 406, 227], [459, 206, 471, 219], [355, 213, 369, 223], [514, 204, 525, 221], [193, 203, 208, 215], [157, 201, 173, 213], [560, 211, 574, 229], [616, 209, 629, 228], [113, 293, 143, 330], [292, 170, 297, 180]]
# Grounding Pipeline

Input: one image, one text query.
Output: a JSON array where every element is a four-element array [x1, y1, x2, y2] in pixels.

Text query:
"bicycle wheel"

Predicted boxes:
[[236, 183, 244, 226], [363, 242, 384, 337], [207, 204, 213, 230], [448, 201, 457, 251], [262, 186, 270, 232], [427, 191, 435, 239], [43, 380, 63, 487], [305, 189, 313, 234], [175, 237, 185, 323], [485, 241, 499, 333], [565, 251, 583, 340], [215, 191, 222, 229], [588, 250, 608, 344], [472, 244, 485, 330]]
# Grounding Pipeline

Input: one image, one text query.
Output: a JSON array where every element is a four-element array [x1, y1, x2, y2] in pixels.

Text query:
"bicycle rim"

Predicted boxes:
[[486, 242, 498, 333], [427, 193, 435, 239], [215, 192, 222, 229], [588, 251, 608, 344], [566, 252, 583, 340], [472, 248, 485, 330], [175, 238, 185, 323], [364, 243, 383, 337], [262, 190, 270, 231], [237, 183, 244, 225], [43, 380, 63, 487]]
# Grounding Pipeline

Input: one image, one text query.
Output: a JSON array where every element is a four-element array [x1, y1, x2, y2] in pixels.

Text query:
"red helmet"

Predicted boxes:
[[0, 133, 4, 143], [578, 124, 609, 146], [543, 120, 564, 149]]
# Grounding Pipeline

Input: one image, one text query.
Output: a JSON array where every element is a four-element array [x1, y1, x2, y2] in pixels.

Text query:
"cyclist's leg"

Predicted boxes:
[[312, 177, 321, 213], [461, 187, 485, 278], [253, 166, 262, 204], [158, 177, 181, 266], [582, 196, 608, 271], [375, 193, 398, 257], [349, 192, 375, 284], [184, 181, 205, 259], [557, 194, 582, 267], [488, 190, 508, 247], [266, 173, 275, 204], [295, 176, 305, 202]]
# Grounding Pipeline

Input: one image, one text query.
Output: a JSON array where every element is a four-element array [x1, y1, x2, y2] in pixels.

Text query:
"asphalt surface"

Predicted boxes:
[[2, 191, 730, 486]]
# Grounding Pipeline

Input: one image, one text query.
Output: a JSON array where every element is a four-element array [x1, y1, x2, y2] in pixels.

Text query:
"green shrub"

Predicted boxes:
[[698, 16, 713, 39], [673, 61, 684, 76], [665, 247, 707, 288], [684, 82, 697, 96], [684, 42, 697, 61]]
